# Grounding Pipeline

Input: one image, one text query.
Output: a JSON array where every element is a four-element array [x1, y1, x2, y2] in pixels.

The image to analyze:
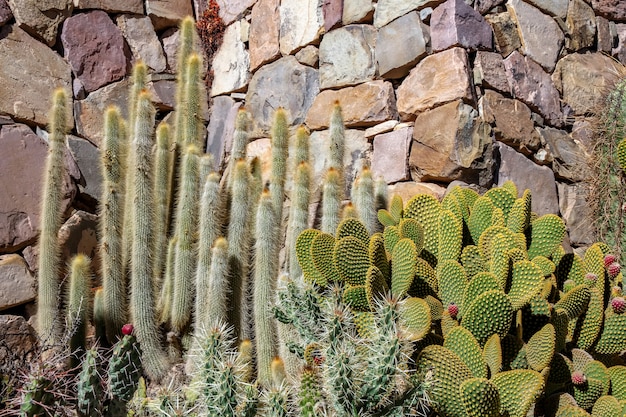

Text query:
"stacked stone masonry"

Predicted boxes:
[[1, 0, 626, 317]]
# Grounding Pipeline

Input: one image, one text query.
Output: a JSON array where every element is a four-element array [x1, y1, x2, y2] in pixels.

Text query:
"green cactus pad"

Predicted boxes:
[[444, 326, 488, 379], [377, 209, 396, 228], [342, 284, 372, 312], [423, 295, 444, 321], [334, 236, 370, 286], [460, 377, 501, 417], [585, 361, 610, 396], [491, 369, 545, 417], [501, 334, 524, 371], [437, 260, 468, 315], [489, 232, 514, 289], [377, 194, 403, 227], [591, 395, 622, 417], [441, 191, 465, 225], [594, 313, 626, 354], [441, 309, 460, 337], [391, 238, 418, 297], [404, 193, 441, 258], [556, 253, 586, 287], [573, 376, 605, 410], [417, 345, 473, 417], [383, 225, 401, 255], [526, 323, 555, 372], [438, 208, 463, 262], [77, 349, 103, 417], [529, 295, 551, 316], [463, 290, 514, 345], [508, 260, 544, 311], [533, 255, 556, 277], [398, 218, 425, 254], [556, 405, 591, 416], [369, 233, 390, 282], [108, 334, 142, 402], [469, 196, 496, 244], [463, 272, 501, 317], [413, 257, 438, 295], [479, 225, 525, 263], [483, 333, 502, 377], [398, 297, 431, 341], [485, 186, 516, 221], [501, 180, 518, 198], [336, 217, 370, 244], [584, 243, 609, 282], [507, 190, 532, 234], [577, 287, 604, 350], [311, 232, 341, 285], [354, 311, 375, 338], [527, 214, 566, 259], [461, 245, 487, 278], [296, 229, 325, 285], [608, 366, 626, 401], [366, 265, 388, 297], [554, 284, 591, 320]]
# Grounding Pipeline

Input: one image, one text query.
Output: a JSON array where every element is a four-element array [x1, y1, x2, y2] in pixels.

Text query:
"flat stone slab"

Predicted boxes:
[[117, 14, 167, 73], [374, 0, 445, 28], [279, 0, 325, 55], [376, 12, 427, 79], [430, 0, 493, 52], [0, 254, 36, 311], [211, 20, 250, 96], [249, 0, 280, 70], [8, 0, 72, 46], [372, 127, 412, 184]]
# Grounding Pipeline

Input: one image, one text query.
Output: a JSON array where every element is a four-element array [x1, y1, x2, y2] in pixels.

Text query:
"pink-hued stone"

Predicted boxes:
[[591, 0, 626, 21], [323, 0, 342, 31], [431, 0, 493, 52], [249, 0, 280, 70], [371, 127, 412, 184]]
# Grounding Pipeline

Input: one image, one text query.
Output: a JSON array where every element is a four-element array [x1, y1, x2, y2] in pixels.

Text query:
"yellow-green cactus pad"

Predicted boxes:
[[296, 229, 326, 285], [336, 217, 370, 243], [529, 295, 551, 316], [591, 395, 622, 417], [354, 311, 375, 338], [398, 218, 424, 254], [526, 323, 555, 372], [527, 214, 566, 259], [366, 265, 388, 298], [491, 369, 544, 417], [463, 272, 501, 316], [369, 233, 390, 283], [442, 188, 466, 223], [554, 284, 591, 320], [461, 244, 487, 278], [460, 186, 479, 210], [404, 193, 441, 258], [378, 194, 403, 227], [551, 308, 570, 354], [571, 348, 593, 373], [507, 189, 532, 234], [412, 257, 438, 295], [556, 253, 586, 287], [441, 309, 459, 337], [584, 243, 609, 282], [463, 290, 513, 345], [508, 260, 544, 311], [460, 377, 500, 417], [437, 260, 468, 315], [342, 284, 372, 312], [483, 333, 502, 377], [584, 361, 610, 396], [594, 313, 626, 354], [617, 138, 626, 171], [391, 238, 417, 298], [479, 225, 525, 263], [533, 255, 556, 277], [469, 196, 497, 244], [334, 236, 370, 286], [501, 180, 518, 198], [383, 225, 401, 255], [577, 287, 604, 350], [444, 326, 488, 379], [417, 345, 473, 417], [377, 209, 396, 228], [608, 366, 626, 401], [423, 295, 443, 321], [490, 232, 514, 289], [501, 334, 524, 371], [485, 186, 516, 221], [573, 376, 605, 410], [311, 232, 341, 284], [556, 405, 591, 417], [507, 247, 528, 264], [398, 297, 431, 341]]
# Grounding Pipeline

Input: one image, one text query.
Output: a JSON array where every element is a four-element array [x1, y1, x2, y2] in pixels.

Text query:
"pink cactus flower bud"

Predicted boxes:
[[611, 297, 625, 314], [122, 323, 134, 336], [604, 254, 617, 268], [584, 273, 597, 282], [571, 371, 586, 386], [447, 302, 458, 319], [608, 262, 621, 278]]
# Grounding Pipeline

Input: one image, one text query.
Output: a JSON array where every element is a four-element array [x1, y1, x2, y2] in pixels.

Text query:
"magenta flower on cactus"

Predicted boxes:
[[122, 323, 134, 336]]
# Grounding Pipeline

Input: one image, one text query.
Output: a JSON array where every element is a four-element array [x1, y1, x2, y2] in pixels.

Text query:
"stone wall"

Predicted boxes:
[[0, 0, 625, 324]]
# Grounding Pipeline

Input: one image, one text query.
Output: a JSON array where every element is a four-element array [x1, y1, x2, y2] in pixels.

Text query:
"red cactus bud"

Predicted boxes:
[[604, 254, 617, 268], [571, 371, 586, 386], [611, 297, 625, 314], [447, 302, 458, 319], [122, 323, 134, 336], [608, 262, 621, 278]]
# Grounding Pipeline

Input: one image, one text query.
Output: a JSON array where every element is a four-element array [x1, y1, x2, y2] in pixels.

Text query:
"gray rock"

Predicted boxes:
[[22, 245, 37, 274], [295, 45, 319, 66], [216, 0, 257, 25], [552, 53, 621, 116], [245, 56, 319, 134], [495, 142, 559, 216], [206, 96, 241, 171], [343, 0, 374, 24], [431, 0, 493, 52], [557, 182, 596, 246], [67, 136, 103, 199], [117, 14, 167, 73], [565, 0, 596, 51], [537, 127, 589, 182], [474, 51, 510, 94], [319, 24, 377, 89], [8, 0, 72, 46], [249, 0, 280, 70], [0, 0, 12, 25], [372, 127, 412, 184], [74, 0, 142, 13], [0, 254, 36, 311], [0, 315, 37, 375], [376, 12, 426, 79], [374, 0, 445, 28], [58, 211, 99, 268], [397, 47, 473, 119], [61, 10, 128, 93], [614, 24, 626, 65], [211, 20, 250, 96], [507, 0, 564, 72], [480, 90, 540, 154], [279, 0, 324, 55], [524, 0, 568, 18], [597, 16, 613, 53], [475, 0, 504, 14], [146, 0, 194, 30], [503, 51, 562, 127], [410, 100, 492, 183], [485, 12, 521, 57], [0, 25, 72, 127], [0, 124, 75, 252], [162, 28, 180, 73]]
